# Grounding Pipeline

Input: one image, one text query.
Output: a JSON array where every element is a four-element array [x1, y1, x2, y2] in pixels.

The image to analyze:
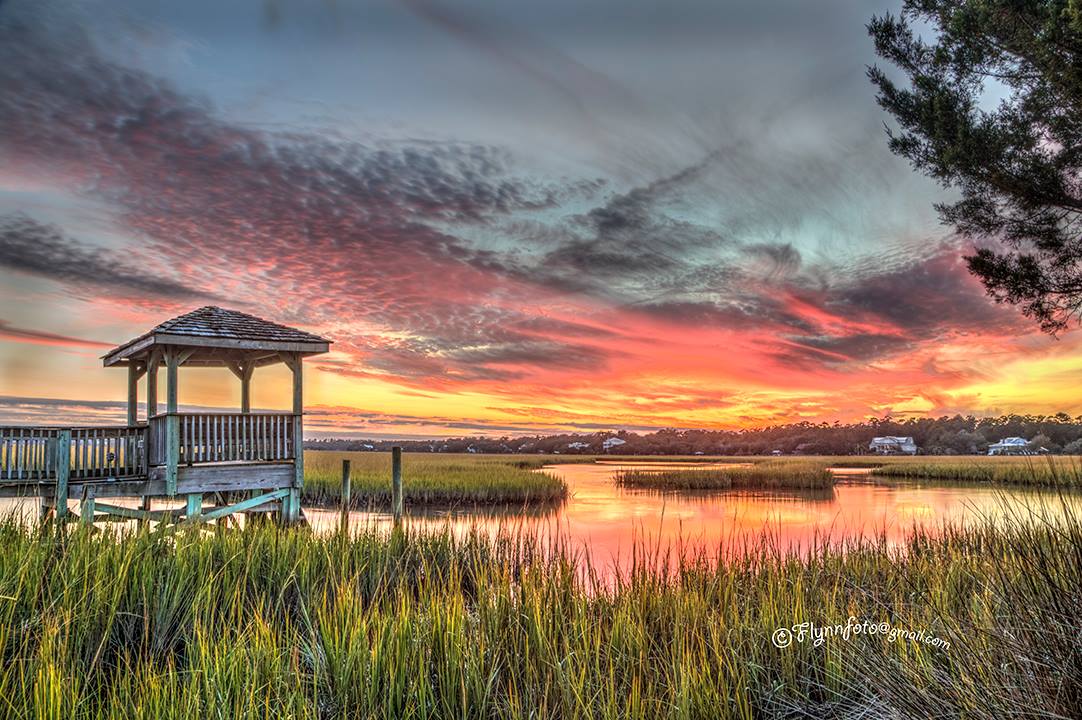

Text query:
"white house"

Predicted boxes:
[[602, 437, 627, 452], [567, 441, 590, 451], [987, 437, 1030, 455], [869, 436, 918, 455]]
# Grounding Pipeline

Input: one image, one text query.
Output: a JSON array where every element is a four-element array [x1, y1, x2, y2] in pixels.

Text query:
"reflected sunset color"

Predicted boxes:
[[302, 463, 1082, 577]]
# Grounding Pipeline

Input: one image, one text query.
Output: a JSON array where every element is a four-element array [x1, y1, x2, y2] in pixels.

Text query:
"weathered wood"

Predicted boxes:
[[184, 488, 289, 524], [227, 360, 255, 414], [165, 415, 180, 496], [146, 348, 161, 418], [148, 461, 294, 493], [186, 493, 202, 520], [126, 362, 145, 426], [392, 446, 403, 526], [92, 501, 176, 522], [54, 430, 70, 520], [103, 333, 329, 367], [80, 485, 95, 525], [340, 459, 351, 534]]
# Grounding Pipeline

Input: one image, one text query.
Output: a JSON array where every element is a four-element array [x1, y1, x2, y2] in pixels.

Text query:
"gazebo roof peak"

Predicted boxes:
[[102, 306, 331, 368]]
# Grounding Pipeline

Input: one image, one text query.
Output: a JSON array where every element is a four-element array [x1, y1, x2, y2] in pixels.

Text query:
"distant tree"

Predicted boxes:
[[868, 1, 1082, 333], [1064, 438, 1082, 454], [1028, 433, 1057, 452]]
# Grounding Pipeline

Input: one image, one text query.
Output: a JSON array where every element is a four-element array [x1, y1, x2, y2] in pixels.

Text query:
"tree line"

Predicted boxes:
[[306, 413, 1082, 456]]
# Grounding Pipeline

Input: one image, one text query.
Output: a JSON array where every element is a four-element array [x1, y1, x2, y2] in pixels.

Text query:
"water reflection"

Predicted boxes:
[[311, 462, 1082, 575], [4, 462, 1081, 579]]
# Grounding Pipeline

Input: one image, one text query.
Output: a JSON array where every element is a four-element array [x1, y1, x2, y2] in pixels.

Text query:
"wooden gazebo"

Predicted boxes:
[[0, 306, 330, 526]]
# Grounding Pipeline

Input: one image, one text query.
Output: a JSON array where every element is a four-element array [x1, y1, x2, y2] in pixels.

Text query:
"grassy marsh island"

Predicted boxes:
[[868, 455, 1082, 487], [301, 451, 568, 508], [614, 461, 835, 491], [1, 504, 1080, 719]]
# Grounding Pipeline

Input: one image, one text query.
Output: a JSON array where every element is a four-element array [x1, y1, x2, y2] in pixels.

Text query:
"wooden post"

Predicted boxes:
[[146, 349, 160, 419], [240, 364, 253, 414], [228, 358, 254, 414], [279, 352, 304, 524], [80, 486, 95, 526], [127, 363, 140, 426], [54, 429, 70, 521], [392, 446, 403, 526], [186, 493, 201, 521], [340, 459, 351, 534], [165, 349, 180, 496]]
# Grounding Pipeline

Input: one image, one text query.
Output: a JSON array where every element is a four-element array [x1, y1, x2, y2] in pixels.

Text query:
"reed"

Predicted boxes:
[[301, 451, 568, 508], [615, 461, 835, 490], [0, 496, 1080, 718]]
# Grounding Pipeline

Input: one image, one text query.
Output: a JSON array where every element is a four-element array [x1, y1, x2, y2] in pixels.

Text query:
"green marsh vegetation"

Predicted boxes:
[[868, 455, 1082, 487], [1, 498, 1080, 718], [614, 461, 835, 491], [301, 451, 568, 509]]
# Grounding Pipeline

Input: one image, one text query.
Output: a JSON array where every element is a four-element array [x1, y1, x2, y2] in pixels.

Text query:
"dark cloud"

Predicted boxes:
[[0, 1, 1028, 393], [0, 6, 620, 382], [0, 214, 210, 301], [0, 319, 111, 349]]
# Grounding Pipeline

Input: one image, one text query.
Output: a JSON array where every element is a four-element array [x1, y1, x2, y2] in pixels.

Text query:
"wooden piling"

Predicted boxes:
[[391, 446, 403, 526], [54, 430, 70, 521], [340, 459, 351, 534]]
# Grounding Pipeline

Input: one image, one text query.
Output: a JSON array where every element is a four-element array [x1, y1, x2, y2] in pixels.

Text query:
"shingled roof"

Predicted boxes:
[[102, 306, 331, 367]]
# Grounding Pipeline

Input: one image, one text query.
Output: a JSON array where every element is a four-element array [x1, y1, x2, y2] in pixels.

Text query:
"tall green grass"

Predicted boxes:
[[302, 451, 568, 508], [1, 499, 1080, 718], [615, 461, 835, 490]]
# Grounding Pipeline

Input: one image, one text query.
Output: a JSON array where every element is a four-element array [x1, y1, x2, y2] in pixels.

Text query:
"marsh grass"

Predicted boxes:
[[301, 451, 568, 508], [869, 454, 1082, 487], [614, 461, 835, 490], [1, 494, 1080, 718]]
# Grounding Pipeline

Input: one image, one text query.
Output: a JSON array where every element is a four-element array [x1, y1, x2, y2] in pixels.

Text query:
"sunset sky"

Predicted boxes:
[[2, 0, 1081, 439]]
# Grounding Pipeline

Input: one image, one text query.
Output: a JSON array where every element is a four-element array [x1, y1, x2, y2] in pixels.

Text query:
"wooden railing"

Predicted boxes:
[[1, 427, 60, 482], [71, 426, 147, 480], [1, 426, 146, 482], [148, 413, 296, 466]]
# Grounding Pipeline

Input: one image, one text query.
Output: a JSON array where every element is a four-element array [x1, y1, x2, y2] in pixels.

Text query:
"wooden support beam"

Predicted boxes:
[[226, 360, 255, 414], [54, 429, 70, 521], [146, 348, 161, 418], [127, 363, 140, 426], [185, 493, 202, 521], [164, 349, 181, 496], [280, 352, 304, 525], [184, 488, 289, 525], [80, 486, 95, 526], [340, 459, 351, 534], [392, 446, 403, 526], [92, 502, 178, 522]]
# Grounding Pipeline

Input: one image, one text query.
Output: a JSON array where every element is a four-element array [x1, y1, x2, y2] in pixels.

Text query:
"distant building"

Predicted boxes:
[[987, 437, 1030, 455], [869, 436, 918, 455], [567, 442, 590, 451], [771, 449, 783, 456], [602, 437, 627, 452]]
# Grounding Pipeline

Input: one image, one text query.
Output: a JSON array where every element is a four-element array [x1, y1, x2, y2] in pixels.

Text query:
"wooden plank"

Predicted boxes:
[[93, 502, 176, 522], [183, 488, 289, 524]]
